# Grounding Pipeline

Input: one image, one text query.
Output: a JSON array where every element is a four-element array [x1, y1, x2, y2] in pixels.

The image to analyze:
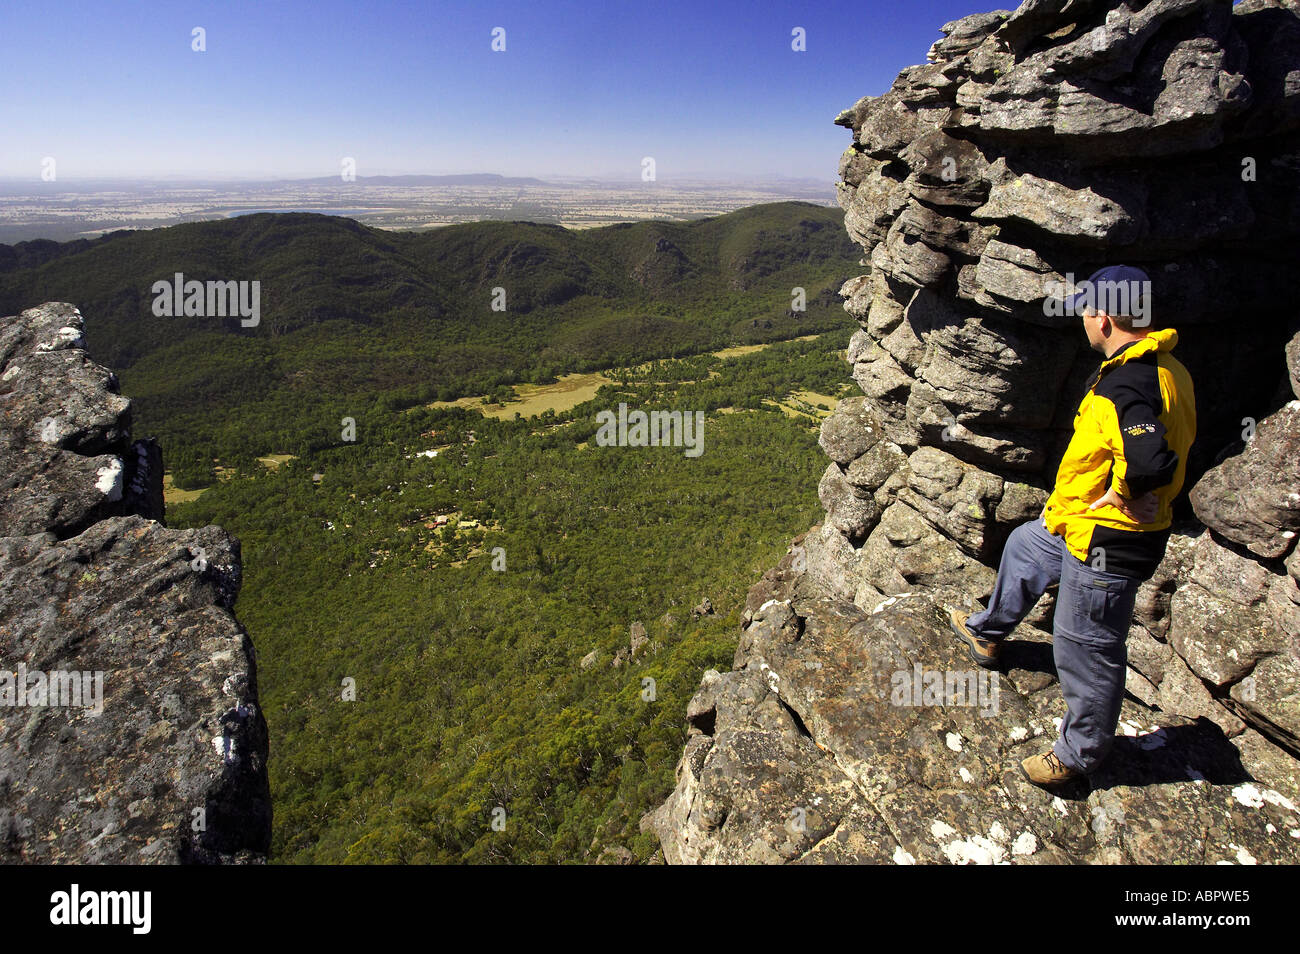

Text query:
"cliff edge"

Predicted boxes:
[[0, 302, 270, 863]]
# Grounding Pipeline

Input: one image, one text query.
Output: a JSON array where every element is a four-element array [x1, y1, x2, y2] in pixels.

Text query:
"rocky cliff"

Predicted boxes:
[[0, 302, 270, 863], [648, 0, 1300, 863]]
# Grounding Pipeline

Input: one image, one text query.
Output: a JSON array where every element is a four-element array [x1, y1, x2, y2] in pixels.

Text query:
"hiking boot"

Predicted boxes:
[[1021, 750, 1083, 789], [949, 608, 999, 670]]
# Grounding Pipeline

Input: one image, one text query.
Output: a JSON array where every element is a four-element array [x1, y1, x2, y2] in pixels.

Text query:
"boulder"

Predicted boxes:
[[1190, 402, 1300, 560], [818, 397, 883, 465]]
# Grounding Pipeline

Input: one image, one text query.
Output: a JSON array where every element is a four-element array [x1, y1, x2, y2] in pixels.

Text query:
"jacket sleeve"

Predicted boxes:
[[1101, 379, 1180, 498]]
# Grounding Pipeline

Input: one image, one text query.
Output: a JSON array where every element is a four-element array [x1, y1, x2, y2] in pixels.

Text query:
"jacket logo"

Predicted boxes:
[[1124, 423, 1157, 437]]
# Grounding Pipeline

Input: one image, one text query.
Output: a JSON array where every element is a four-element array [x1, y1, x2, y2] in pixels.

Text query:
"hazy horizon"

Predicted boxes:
[[0, 170, 839, 185]]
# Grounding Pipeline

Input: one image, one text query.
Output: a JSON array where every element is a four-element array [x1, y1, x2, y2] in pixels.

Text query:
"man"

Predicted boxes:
[[948, 265, 1196, 789]]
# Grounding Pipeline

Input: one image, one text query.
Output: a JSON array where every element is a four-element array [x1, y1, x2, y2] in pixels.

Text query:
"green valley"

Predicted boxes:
[[0, 203, 861, 862]]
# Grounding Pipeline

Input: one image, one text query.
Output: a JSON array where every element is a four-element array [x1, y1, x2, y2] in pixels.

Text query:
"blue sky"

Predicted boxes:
[[1, 0, 992, 181]]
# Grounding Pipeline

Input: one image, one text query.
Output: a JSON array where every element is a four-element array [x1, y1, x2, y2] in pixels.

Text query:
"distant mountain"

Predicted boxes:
[[290, 173, 552, 187], [0, 201, 860, 462]]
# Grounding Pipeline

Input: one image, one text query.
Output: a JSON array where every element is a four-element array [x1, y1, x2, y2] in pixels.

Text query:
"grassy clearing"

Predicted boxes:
[[423, 336, 828, 422], [709, 334, 819, 360], [162, 472, 206, 504], [257, 453, 298, 468], [421, 372, 614, 419]]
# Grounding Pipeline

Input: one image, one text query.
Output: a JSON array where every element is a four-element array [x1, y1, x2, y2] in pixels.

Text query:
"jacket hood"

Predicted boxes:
[[1102, 327, 1178, 371]]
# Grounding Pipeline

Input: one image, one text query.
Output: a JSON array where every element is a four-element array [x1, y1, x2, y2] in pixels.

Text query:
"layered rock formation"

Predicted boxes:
[[0, 302, 270, 863], [649, 0, 1300, 863]]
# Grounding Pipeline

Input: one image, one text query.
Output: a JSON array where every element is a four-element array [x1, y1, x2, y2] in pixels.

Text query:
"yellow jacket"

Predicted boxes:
[[1043, 327, 1196, 579]]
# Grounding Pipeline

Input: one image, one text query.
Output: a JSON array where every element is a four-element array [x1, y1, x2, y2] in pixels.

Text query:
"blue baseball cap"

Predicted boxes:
[[1063, 265, 1152, 318]]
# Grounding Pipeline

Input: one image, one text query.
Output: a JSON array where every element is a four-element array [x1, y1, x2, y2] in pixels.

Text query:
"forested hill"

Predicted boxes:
[[0, 202, 856, 373], [0, 202, 857, 471]]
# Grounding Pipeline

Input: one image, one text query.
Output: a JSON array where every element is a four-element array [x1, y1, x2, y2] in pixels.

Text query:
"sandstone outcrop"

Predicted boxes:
[[649, 0, 1300, 864], [0, 302, 270, 863]]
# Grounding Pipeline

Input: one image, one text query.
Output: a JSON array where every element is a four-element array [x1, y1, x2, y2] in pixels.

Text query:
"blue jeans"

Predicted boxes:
[[967, 517, 1140, 774]]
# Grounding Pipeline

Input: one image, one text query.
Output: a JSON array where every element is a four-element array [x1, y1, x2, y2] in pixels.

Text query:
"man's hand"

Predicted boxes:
[[1089, 486, 1158, 523]]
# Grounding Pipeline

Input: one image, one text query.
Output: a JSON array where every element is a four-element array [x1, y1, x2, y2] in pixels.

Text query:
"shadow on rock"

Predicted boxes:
[[1088, 718, 1253, 793], [999, 639, 1057, 677]]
